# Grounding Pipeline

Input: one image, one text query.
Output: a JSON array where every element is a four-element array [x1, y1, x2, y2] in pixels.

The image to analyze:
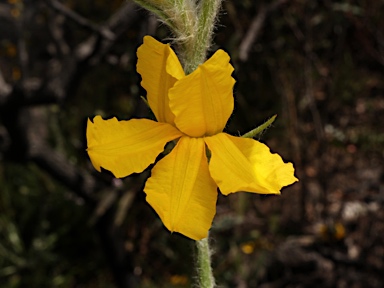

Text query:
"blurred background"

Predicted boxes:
[[0, 0, 384, 287]]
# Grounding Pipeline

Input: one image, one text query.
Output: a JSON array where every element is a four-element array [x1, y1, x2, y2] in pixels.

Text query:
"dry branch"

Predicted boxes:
[[239, 0, 287, 61]]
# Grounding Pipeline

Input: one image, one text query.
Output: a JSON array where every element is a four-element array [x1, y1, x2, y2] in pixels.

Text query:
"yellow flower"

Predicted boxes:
[[87, 36, 298, 240]]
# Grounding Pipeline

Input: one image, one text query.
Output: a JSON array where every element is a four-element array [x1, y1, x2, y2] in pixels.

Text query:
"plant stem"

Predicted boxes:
[[242, 114, 277, 139], [190, 1, 223, 286], [134, 1, 223, 287], [182, 0, 223, 74], [196, 237, 215, 288]]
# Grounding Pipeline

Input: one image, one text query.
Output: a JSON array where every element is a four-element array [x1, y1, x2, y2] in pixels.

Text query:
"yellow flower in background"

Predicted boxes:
[[87, 36, 298, 240]]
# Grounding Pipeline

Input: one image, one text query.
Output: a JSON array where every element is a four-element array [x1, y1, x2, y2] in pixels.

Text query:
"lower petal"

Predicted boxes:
[[87, 116, 182, 178], [144, 136, 218, 240], [205, 133, 298, 195]]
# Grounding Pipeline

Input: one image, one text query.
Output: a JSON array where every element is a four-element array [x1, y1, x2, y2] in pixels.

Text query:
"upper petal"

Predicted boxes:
[[144, 136, 218, 240], [87, 115, 182, 178], [137, 36, 185, 125], [169, 50, 235, 137], [204, 133, 298, 195]]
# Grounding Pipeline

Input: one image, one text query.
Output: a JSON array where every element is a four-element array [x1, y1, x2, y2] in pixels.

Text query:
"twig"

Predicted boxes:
[[239, 0, 288, 62], [5, 2, 140, 106], [0, 69, 12, 103], [15, 10, 29, 81], [75, 2, 139, 64], [48, 14, 70, 56], [106, 2, 140, 36], [304, 59, 324, 141], [45, 0, 115, 40]]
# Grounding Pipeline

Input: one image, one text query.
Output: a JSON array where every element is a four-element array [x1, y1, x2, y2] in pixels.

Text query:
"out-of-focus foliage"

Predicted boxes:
[[0, 163, 112, 287], [1, 0, 384, 287]]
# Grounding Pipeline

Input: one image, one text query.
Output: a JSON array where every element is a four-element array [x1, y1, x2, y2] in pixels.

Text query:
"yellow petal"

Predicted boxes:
[[144, 136, 218, 240], [137, 36, 185, 125], [169, 50, 235, 137], [204, 133, 298, 195], [87, 116, 182, 178]]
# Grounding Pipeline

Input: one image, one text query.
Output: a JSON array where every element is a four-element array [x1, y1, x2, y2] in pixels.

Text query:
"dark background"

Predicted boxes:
[[1, 0, 383, 287]]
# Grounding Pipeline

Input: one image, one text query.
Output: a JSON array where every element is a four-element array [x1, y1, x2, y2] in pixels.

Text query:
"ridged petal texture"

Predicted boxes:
[[169, 50, 235, 137], [144, 136, 218, 240], [205, 133, 298, 195], [137, 36, 185, 125], [87, 116, 182, 178], [86, 36, 298, 240]]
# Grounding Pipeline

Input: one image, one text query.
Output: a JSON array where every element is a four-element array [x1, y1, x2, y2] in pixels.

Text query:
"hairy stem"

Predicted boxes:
[[182, 0, 223, 73], [242, 114, 277, 139], [133, 1, 223, 287], [196, 237, 215, 288]]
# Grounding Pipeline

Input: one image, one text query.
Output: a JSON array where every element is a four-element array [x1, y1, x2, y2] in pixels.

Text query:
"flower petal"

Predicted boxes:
[[137, 36, 185, 125], [205, 133, 298, 195], [169, 50, 235, 137], [144, 136, 218, 240], [87, 115, 182, 178]]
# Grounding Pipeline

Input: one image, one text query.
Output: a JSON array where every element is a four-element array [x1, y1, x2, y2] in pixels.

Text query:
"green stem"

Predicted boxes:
[[242, 114, 277, 139], [187, 1, 222, 286], [196, 237, 215, 288], [134, 1, 223, 286], [182, 0, 223, 74]]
